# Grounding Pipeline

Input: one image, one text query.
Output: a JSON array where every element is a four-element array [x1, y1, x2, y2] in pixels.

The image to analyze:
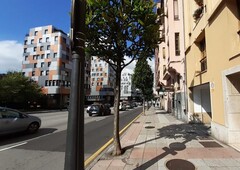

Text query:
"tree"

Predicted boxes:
[[132, 57, 153, 114], [85, 0, 159, 155], [0, 72, 43, 109]]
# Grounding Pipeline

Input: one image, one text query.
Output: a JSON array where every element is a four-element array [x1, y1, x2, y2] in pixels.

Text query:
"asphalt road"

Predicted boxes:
[[0, 107, 143, 170]]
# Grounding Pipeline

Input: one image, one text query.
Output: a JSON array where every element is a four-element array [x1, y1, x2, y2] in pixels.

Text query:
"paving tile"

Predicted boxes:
[[187, 159, 207, 167], [129, 148, 144, 159], [218, 158, 240, 166], [203, 159, 226, 167]]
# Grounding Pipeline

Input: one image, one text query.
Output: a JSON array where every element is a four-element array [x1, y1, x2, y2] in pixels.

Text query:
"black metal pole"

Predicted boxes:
[[64, 0, 86, 169]]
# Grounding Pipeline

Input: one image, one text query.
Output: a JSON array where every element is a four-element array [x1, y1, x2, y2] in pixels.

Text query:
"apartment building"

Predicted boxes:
[[155, 0, 187, 121], [120, 72, 138, 101], [86, 56, 115, 105], [22, 25, 72, 108], [183, 0, 240, 148]]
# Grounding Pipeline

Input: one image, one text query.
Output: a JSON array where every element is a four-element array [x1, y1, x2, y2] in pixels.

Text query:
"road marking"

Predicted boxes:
[[0, 142, 27, 152], [84, 111, 143, 167]]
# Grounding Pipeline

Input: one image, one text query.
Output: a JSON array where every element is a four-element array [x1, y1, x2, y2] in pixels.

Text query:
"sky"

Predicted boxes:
[[0, 0, 154, 74]]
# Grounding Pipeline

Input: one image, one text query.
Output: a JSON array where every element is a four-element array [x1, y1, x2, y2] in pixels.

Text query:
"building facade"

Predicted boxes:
[[155, 0, 187, 121], [22, 25, 72, 108], [183, 0, 240, 148], [120, 72, 138, 101], [86, 56, 115, 105]]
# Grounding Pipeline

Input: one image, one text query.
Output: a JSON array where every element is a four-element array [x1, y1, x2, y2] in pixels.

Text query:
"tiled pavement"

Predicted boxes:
[[89, 107, 240, 170]]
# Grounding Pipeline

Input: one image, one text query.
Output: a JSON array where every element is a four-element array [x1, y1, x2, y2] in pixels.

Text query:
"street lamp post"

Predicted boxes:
[[64, 0, 86, 170]]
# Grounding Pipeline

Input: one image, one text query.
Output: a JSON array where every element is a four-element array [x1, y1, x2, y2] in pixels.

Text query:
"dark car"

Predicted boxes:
[[87, 104, 111, 116], [0, 107, 41, 135]]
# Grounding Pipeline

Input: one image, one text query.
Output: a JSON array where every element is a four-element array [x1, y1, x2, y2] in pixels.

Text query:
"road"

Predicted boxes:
[[0, 107, 143, 170]]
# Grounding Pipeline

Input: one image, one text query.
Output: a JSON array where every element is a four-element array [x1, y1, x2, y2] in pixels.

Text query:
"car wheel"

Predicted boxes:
[[27, 122, 40, 133], [89, 113, 92, 116]]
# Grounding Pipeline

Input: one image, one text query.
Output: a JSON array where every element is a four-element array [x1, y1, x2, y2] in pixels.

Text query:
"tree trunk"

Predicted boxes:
[[143, 97, 145, 115], [112, 65, 122, 156]]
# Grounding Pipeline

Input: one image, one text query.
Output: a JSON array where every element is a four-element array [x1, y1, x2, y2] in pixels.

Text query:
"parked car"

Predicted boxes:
[[87, 104, 111, 116], [125, 101, 134, 109], [119, 102, 126, 111], [0, 107, 41, 135]]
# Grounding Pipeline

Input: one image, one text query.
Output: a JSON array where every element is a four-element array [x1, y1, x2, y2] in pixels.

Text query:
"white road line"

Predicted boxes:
[[0, 142, 27, 152]]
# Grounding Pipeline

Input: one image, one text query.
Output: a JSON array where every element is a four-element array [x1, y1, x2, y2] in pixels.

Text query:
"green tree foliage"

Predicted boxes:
[[0, 72, 43, 109], [132, 57, 153, 113], [86, 0, 159, 155]]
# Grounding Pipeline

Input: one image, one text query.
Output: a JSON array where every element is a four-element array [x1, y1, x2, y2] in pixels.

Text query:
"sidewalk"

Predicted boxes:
[[89, 107, 240, 170]]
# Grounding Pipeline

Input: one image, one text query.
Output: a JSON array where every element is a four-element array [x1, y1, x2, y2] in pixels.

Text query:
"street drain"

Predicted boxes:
[[132, 121, 140, 124], [166, 159, 195, 170], [145, 122, 151, 124], [145, 126, 155, 129], [199, 141, 223, 148]]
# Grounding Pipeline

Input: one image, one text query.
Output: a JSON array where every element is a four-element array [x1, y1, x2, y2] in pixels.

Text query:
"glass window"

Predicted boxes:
[[46, 37, 49, 42], [47, 45, 50, 50], [34, 31, 38, 36], [48, 62, 51, 67], [24, 48, 27, 53], [33, 47, 37, 52], [41, 54, 44, 59], [173, 0, 179, 20], [41, 62, 44, 67], [40, 71, 44, 76], [40, 46, 44, 51], [175, 33, 180, 56], [32, 71, 35, 76], [24, 40, 27, 45], [54, 36, 58, 41], [39, 38, 42, 43], [44, 29, 48, 34], [25, 56, 28, 61], [34, 63, 37, 68], [54, 53, 57, 58], [31, 39, 34, 44], [47, 54, 50, 58], [0, 109, 20, 119], [46, 70, 49, 75]]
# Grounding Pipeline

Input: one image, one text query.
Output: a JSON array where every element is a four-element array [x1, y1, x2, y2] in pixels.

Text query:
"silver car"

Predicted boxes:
[[0, 107, 41, 135]]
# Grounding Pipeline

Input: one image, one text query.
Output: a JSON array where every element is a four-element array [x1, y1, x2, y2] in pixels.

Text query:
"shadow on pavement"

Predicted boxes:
[[128, 121, 211, 169], [0, 128, 57, 146]]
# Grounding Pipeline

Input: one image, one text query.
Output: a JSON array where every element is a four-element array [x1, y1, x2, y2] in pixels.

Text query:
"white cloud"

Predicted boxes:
[[0, 40, 23, 73]]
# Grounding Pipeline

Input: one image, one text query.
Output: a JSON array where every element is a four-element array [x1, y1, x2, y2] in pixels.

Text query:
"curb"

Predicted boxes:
[[84, 111, 144, 168]]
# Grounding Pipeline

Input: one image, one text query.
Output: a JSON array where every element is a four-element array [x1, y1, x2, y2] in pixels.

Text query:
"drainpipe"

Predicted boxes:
[[182, 0, 189, 119]]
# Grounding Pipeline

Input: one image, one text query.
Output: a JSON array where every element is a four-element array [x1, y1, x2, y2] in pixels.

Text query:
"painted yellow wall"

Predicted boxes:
[[185, 1, 240, 126]]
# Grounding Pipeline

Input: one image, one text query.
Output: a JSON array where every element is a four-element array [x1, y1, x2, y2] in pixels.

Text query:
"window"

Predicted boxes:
[[31, 39, 34, 44], [100, 68, 102, 71], [46, 70, 49, 75], [200, 38, 207, 72], [163, 47, 166, 59], [41, 62, 44, 67], [53, 53, 57, 58], [34, 31, 38, 36], [36, 55, 40, 60], [24, 40, 27, 45], [41, 54, 44, 59], [47, 45, 50, 50], [40, 46, 44, 51], [33, 55, 36, 60], [62, 37, 66, 44], [46, 37, 49, 42], [175, 33, 180, 56], [40, 71, 44, 76], [25, 56, 28, 60], [32, 71, 35, 76], [34, 63, 37, 68], [45, 80, 48, 86], [33, 47, 37, 52], [47, 53, 50, 58], [54, 36, 58, 41], [44, 29, 48, 34], [39, 38, 42, 43], [173, 0, 179, 20], [62, 62, 65, 68], [48, 62, 51, 67]]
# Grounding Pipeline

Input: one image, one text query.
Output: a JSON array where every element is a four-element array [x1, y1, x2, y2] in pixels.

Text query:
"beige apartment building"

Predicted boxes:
[[184, 0, 240, 148], [155, 0, 187, 121]]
